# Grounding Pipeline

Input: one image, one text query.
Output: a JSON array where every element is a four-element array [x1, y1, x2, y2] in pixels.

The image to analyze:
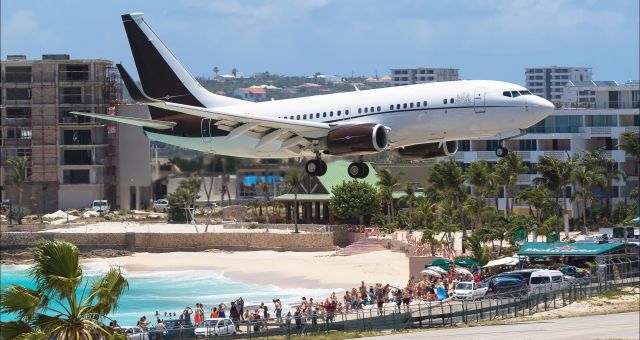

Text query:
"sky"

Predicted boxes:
[[1, 0, 639, 85]]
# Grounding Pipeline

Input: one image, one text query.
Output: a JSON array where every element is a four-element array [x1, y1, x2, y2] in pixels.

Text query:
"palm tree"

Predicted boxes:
[[6, 156, 29, 224], [618, 131, 640, 162], [231, 68, 238, 78], [580, 148, 625, 218], [400, 183, 417, 230], [465, 160, 491, 227], [570, 165, 599, 234], [0, 240, 128, 339], [534, 155, 574, 236], [285, 169, 303, 233], [495, 152, 529, 215], [428, 158, 468, 251], [258, 181, 271, 216], [213, 66, 219, 77], [375, 169, 401, 223], [514, 186, 555, 240]]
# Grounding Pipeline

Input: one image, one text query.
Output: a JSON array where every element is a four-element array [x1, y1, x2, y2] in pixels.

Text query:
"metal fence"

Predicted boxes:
[[126, 260, 639, 339]]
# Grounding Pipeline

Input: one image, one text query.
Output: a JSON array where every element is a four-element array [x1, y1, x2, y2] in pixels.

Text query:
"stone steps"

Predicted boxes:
[[334, 238, 385, 256]]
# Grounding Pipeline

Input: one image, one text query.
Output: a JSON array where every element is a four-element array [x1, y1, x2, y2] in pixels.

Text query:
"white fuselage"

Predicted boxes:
[[145, 80, 554, 158]]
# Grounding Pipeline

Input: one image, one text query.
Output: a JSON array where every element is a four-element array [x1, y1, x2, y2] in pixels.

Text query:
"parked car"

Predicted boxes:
[[118, 326, 148, 340], [148, 319, 195, 340], [529, 269, 565, 293], [194, 318, 236, 338], [488, 276, 528, 296], [153, 199, 170, 212], [91, 200, 110, 213], [452, 281, 488, 300], [485, 273, 529, 290]]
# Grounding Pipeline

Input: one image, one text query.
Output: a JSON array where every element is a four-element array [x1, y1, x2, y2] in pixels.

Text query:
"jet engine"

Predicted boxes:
[[396, 141, 458, 160], [325, 123, 389, 156]]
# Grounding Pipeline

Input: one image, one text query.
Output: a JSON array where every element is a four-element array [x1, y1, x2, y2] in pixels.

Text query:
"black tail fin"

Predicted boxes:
[[121, 13, 244, 114]]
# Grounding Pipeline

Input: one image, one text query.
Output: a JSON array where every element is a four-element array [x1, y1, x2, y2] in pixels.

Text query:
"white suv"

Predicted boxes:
[[195, 318, 236, 338]]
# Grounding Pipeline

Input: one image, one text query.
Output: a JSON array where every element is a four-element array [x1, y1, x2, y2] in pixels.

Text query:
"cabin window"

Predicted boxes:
[[303, 114, 307, 119], [330, 112, 334, 117], [450, 98, 454, 104], [410, 102, 414, 108], [338, 110, 342, 116], [423, 101, 427, 107], [364, 107, 368, 113], [396, 104, 401, 110], [345, 109, 349, 115], [503, 91, 512, 97], [511, 91, 520, 97], [316, 113, 320, 118], [389, 105, 394, 110], [443, 99, 447, 104], [403, 103, 407, 109], [296, 115, 300, 120], [370, 106, 374, 112], [416, 102, 421, 107], [358, 108, 362, 114], [377, 106, 381, 112], [323, 112, 327, 117]]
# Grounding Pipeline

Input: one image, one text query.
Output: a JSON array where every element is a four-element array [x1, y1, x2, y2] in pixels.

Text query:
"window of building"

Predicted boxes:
[[6, 127, 32, 139], [6, 107, 31, 119], [458, 140, 471, 151], [519, 139, 537, 151], [63, 169, 91, 184], [5, 66, 31, 82], [59, 64, 89, 81], [608, 91, 619, 109], [486, 140, 500, 151], [61, 87, 82, 104], [4, 148, 32, 159], [587, 115, 617, 127], [632, 90, 640, 109], [62, 150, 92, 165], [554, 115, 582, 132], [63, 130, 92, 145], [6, 88, 31, 100]]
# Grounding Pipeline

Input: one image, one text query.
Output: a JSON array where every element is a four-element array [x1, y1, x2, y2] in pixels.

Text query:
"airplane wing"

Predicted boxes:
[[69, 111, 177, 130]]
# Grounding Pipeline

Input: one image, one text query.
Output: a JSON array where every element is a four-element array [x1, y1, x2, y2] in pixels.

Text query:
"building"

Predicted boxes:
[[525, 66, 592, 101], [454, 82, 640, 217], [1, 54, 121, 212], [232, 87, 267, 102], [559, 80, 619, 107], [390, 67, 459, 86]]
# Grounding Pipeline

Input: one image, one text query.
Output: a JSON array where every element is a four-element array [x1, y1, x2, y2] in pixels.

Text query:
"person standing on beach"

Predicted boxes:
[[218, 303, 226, 318], [274, 299, 283, 323], [230, 301, 240, 326], [237, 297, 245, 320]]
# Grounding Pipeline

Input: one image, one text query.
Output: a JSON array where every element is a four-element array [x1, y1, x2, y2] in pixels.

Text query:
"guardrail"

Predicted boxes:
[[122, 261, 639, 339]]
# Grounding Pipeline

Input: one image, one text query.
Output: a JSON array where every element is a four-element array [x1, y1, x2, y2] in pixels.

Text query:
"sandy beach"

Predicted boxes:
[[84, 250, 410, 290]]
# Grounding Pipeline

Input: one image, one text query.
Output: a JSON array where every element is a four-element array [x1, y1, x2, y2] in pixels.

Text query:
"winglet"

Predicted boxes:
[[116, 64, 159, 103]]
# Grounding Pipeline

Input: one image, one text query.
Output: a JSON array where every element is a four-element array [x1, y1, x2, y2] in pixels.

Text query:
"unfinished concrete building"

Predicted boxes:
[[1, 54, 122, 212]]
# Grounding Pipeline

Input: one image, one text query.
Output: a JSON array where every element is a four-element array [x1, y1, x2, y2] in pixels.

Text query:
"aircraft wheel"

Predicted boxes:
[[348, 162, 362, 179], [305, 159, 319, 176], [495, 146, 508, 158], [359, 163, 369, 178], [316, 160, 328, 176]]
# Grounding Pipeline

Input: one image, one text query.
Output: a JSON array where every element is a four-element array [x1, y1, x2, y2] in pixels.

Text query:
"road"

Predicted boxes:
[[362, 312, 640, 340]]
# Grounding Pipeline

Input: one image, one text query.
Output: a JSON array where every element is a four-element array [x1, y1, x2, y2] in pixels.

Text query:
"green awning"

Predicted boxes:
[[427, 259, 452, 270], [454, 257, 478, 267], [518, 242, 626, 256]]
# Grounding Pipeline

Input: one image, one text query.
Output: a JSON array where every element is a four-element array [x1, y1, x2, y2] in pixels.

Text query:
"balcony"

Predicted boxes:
[[542, 151, 568, 160]]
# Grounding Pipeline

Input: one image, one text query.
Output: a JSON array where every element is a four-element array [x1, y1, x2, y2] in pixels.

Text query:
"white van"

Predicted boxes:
[[529, 269, 564, 293], [91, 200, 110, 213]]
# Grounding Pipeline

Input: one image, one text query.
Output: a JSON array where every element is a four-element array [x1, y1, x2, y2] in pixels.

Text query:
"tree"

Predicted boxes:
[[495, 152, 529, 215], [0, 240, 128, 339], [258, 181, 271, 216], [534, 155, 574, 236], [465, 161, 492, 227], [514, 186, 555, 240], [231, 68, 238, 78], [329, 180, 382, 225], [618, 131, 640, 162], [285, 169, 303, 233], [166, 176, 202, 224], [400, 183, 416, 230], [376, 169, 401, 223], [428, 158, 468, 252], [213, 66, 219, 77], [571, 165, 597, 234], [6, 156, 29, 224]]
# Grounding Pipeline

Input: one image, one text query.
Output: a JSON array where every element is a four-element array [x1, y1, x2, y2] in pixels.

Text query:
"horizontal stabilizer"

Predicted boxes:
[[116, 64, 158, 103], [70, 111, 176, 130]]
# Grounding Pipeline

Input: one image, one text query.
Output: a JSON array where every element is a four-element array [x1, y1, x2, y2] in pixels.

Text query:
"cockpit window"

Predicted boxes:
[[504, 90, 532, 97]]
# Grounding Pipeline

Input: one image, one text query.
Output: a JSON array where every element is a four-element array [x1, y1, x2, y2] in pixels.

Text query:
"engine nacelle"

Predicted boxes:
[[325, 123, 389, 156], [396, 141, 458, 160]]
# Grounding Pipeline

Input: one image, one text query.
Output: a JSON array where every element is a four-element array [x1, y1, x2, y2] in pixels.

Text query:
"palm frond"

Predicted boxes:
[[0, 285, 44, 320], [29, 241, 82, 298]]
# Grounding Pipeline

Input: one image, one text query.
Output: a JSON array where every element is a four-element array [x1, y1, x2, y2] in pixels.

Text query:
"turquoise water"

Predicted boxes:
[[0, 264, 336, 327]]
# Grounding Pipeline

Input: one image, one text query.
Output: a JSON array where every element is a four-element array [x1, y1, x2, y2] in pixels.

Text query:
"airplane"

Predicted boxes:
[[73, 13, 555, 179]]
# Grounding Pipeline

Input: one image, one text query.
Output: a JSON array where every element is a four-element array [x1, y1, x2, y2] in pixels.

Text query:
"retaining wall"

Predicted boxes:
[[0, 232, 337, 252]]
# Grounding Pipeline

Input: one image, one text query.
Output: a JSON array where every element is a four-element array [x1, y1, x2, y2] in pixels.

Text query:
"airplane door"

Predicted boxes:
[[201, 118, 213, 143], [474, 88, 486, 113]]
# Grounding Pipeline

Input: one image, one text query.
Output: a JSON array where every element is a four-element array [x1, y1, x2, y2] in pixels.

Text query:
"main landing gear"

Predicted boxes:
[[305, 153, 327, 177], [347, 161, 369, 179]]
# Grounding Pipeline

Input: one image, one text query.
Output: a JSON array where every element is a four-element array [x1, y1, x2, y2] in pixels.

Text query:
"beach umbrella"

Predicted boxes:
[[454, 257, 478, 268], [454, 267, 472, 276], [426, 266, 448, 274], [429, 259, 452, 270], [420, 269, 442, 278]]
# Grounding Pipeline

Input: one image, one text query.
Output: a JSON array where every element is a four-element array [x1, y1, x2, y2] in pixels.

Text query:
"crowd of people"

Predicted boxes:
[[128, 264, 485, 333]]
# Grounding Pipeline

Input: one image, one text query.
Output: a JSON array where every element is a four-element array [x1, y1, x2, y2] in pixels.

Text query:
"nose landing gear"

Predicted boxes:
[[495, 145, 509, 157]]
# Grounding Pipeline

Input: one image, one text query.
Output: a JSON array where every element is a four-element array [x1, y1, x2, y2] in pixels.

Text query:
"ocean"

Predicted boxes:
[[0, 263, 339, 327]]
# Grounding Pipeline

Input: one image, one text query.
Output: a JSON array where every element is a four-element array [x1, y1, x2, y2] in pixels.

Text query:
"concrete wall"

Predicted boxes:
[[58, 185, 102, 210], [1, 232, 337, 252]]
